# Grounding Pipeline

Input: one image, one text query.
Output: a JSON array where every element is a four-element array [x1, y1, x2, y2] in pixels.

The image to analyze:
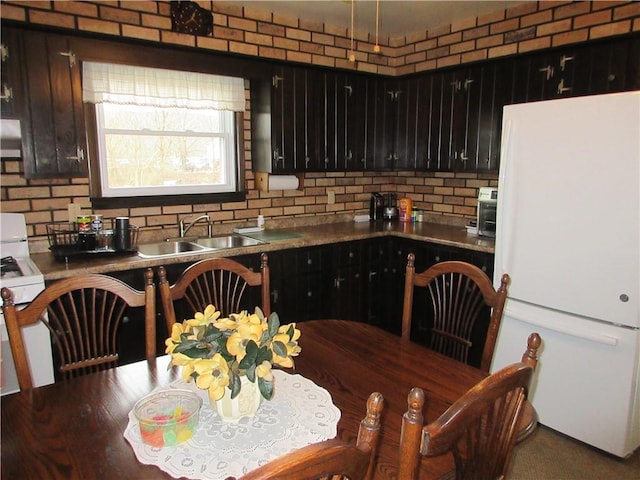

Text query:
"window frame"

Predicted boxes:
[[86, 105, 246, 209]]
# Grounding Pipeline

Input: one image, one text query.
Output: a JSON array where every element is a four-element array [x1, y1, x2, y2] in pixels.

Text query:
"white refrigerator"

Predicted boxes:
[[491, 91, 640, 458]]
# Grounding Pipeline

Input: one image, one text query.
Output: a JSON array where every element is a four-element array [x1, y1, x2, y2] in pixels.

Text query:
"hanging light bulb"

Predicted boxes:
[[349, 0, 356, 62], [373, 0, 381, 53]]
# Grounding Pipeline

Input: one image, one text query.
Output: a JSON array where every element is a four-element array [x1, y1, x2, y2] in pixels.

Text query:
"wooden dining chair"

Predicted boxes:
[[398, 332, 541, 480], [237, 391, 384, 480], [0, 269, 156, 391], [401, 253, 510, 372], [158, 253, 270, 333]]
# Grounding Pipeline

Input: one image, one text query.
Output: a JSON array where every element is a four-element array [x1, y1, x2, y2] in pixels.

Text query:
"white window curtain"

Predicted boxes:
[[82, 62, 245, 111]]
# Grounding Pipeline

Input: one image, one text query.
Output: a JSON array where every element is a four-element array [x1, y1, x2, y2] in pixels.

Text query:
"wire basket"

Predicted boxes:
[[46, 223, 79, 247], [46, 222, 139, 254]]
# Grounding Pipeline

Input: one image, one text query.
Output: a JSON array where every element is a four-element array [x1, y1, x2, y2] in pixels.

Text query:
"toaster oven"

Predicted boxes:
[[477, 187, 498, 237]]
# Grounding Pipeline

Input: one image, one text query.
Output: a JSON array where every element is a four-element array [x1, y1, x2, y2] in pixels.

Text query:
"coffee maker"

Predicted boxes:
[[383, 193, 398, 221], [370, 193, 384, 221]]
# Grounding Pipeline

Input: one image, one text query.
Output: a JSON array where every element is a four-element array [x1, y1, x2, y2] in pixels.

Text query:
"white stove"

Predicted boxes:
[[0, 213, 54, 394]]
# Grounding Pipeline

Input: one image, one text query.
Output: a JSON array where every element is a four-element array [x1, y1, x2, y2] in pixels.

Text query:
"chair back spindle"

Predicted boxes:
[[158, 253, 270, 334]]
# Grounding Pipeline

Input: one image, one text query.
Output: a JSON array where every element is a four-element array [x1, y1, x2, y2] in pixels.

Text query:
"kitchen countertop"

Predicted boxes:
[[32, 220, 495, 281]]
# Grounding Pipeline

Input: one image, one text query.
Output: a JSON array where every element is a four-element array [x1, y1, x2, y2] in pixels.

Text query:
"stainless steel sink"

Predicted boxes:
[[137, 241, 210, 258], [137, 235, 266, 258], [193, 234, 265, 250]]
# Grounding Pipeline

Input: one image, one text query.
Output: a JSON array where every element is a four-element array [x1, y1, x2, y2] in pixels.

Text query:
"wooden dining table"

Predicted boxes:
[[1, 320, 534, 479]]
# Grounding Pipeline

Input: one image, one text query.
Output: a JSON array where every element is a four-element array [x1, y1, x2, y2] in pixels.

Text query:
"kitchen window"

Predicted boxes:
[[82, 62, 246, 207]]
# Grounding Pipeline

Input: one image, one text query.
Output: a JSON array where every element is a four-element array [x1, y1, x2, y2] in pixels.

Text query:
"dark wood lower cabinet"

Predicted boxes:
[[76, 241, 494, 372]]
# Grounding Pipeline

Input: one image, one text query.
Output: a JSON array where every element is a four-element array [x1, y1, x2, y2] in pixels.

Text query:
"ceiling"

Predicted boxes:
[[228, 1, 532, 39]]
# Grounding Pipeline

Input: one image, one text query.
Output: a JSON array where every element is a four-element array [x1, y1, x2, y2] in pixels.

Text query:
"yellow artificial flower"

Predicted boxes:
[[185, 304, 221, 328], [235, 311, 266, 331], [227, 321, 264, 362], [192, 355, 230, 401], [256, 360, 274, 382], [271, 324, 301, 368], [213, 316, 237, 331], [164, 321, 186, 354]]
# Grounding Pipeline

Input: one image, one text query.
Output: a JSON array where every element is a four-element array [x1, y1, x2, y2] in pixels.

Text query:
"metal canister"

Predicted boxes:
[[90, 214, 103, 232], [76, 215, 91, 232]]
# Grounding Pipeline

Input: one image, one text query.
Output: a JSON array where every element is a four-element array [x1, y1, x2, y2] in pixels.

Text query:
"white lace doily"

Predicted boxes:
[[124, 370, 341, 479]]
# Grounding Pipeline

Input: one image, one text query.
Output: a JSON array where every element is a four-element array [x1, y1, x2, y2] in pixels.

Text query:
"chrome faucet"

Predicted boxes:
[[179, 214, 213, 238]]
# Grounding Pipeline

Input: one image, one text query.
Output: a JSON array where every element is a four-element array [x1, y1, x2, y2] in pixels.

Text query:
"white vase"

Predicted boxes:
[[214, 375, 262, 422]]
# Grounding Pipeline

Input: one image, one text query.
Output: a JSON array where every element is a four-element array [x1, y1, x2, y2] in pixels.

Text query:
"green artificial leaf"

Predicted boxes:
[[272, 340, 287, 358], [285, 323, 295, 339], [229, 371, 241, 399], [246, 364, 256, 382], [254, 306, 265, 320], [255, 345, 273, 364], [175, 339, 210, 355], [239, 340, 259, 370], [267, 312, 280, 337], [202, 324, 223, 343], [259, 329, 270, 345], [258, 377, 274, 400]]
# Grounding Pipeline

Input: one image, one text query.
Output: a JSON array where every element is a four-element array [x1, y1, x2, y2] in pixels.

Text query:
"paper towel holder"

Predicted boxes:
[[255, 172, 303, 192]]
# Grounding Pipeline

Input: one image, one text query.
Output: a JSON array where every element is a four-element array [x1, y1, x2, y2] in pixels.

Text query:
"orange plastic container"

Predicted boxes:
[[399, 197, 413, 222]]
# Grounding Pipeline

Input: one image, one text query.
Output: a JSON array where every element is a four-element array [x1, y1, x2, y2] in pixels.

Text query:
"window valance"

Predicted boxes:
[[82, 62, 245, 111]]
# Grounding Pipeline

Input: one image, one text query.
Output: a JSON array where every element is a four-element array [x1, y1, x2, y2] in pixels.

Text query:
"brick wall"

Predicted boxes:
[[1, 1, 638, 251]]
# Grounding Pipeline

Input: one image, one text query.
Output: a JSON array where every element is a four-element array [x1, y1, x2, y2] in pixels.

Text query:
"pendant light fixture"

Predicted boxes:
[[373, 0, 381, 53], [349, 0, 356, 62]]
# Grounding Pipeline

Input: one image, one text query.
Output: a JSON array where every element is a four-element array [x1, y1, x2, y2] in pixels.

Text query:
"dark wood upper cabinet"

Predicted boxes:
[[6, 25, 637, 178], [509, 34, 638, 104], [253, 64, 320, 173], [0, 28, 25, 120], [19, 30, 87, 178]]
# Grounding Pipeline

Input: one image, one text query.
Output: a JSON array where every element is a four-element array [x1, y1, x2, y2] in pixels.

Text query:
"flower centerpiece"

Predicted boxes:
[[165, 305, 301, 407]]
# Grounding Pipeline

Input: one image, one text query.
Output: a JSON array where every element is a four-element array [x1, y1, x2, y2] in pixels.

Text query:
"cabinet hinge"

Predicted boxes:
[[539, 65, 554, 80], [1, 44, 8, 62], [559, 55, 574, 71], [66, 147, 85, 162], [58, 50, 76, 68], [0, 84, 13, 102], [273, 148, 284, 165], [387, 90, 402, 101], [557, 78, 571, 95], [272, 75, 283, 88]]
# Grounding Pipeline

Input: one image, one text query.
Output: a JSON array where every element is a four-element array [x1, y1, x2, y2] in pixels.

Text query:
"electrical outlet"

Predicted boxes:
[[327, 191, 335, 204]]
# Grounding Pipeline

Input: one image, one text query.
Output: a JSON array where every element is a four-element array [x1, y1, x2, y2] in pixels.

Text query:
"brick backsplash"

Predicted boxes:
[[0, 1, 638, 251]]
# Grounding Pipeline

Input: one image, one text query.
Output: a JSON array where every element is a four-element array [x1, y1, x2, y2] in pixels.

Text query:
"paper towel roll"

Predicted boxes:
[[268, 174, 299, 190]]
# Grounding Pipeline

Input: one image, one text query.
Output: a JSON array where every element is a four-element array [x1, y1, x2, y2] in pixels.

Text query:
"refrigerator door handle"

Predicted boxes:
[[506, 307, 619, 346], [498, 120, 515, 274]]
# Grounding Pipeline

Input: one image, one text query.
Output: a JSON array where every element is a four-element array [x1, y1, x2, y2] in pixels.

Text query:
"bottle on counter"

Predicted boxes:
[[91, 214, 103, 232], [399, 197, 413, 222]]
